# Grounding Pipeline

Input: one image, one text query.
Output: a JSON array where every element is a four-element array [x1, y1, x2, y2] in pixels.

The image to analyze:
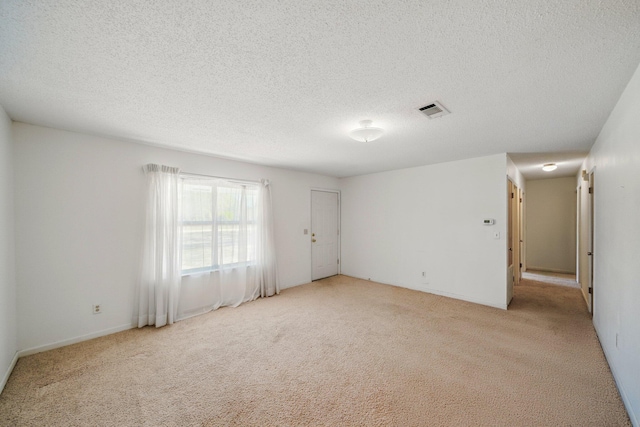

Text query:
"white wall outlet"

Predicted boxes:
[[421, 271, 429, 284], [92, 304, 102, 314], [493, 231, 500, 240]]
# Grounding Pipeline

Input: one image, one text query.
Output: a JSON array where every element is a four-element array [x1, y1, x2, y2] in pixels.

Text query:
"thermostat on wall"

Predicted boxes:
[[483, 219, 495, 225]]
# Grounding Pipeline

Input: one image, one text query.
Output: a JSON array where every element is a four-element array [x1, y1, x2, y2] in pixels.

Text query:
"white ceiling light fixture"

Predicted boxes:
[[542, 163, 558, 172], [349, 120, 384, 143]]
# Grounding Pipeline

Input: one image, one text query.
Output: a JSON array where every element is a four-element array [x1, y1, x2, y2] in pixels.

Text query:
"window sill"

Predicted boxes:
[[181, 263, 256, 277]]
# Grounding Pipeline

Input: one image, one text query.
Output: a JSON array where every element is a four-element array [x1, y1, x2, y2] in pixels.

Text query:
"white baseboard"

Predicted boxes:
[[18, 323, 134, 358], [413, 285, 508, 310], [280, 280, 312, 290], [341, 274, 508, 310], [0, 351, 19, 395]]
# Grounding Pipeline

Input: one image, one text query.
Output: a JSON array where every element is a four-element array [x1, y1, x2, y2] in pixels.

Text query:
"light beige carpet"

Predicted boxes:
[[0, 275, 629, 426], [522, 270, 580, 289]]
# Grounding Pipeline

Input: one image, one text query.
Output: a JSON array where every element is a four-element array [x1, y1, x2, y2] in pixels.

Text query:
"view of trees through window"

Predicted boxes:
[[180, 179, 258, 274]]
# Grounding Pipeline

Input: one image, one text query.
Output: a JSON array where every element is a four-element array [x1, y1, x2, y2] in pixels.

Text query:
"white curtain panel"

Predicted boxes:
[[137, 164, 182, 328], [177, 177, 279, 320], [256, 179, 280, 297]]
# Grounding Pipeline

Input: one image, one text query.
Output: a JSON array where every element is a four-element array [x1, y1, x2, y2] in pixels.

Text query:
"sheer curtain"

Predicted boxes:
[[256, 179, 279, 297], [177, 177, 279, 319], [136, 164, 182, 328]]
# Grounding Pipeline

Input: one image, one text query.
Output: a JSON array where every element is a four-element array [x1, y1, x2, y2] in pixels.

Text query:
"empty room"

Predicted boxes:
[[1, 1, 640, 425]]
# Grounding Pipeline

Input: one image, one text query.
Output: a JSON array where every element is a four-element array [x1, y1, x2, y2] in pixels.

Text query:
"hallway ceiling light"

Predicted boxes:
[[349, 120, 384, 143], [542, 163, 557, 172]]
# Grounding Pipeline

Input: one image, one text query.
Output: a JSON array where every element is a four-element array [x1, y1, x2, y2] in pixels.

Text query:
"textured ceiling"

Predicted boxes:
[[1, 1, 640, 178]]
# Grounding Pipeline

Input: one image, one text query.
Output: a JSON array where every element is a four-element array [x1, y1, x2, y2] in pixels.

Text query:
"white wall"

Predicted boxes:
[[13, 123, 339, 353], [525, 177, 577, 274], [0, 106, 17, 393], [579, 62, 640, 425], [507, 155, 525, 190], [340, 153, 508, 309]]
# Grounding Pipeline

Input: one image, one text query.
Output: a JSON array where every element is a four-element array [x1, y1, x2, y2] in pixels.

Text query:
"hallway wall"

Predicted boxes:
[[525, 177, 576, 273], [581, 60, 640, 425], [0, 105, 17, 393]]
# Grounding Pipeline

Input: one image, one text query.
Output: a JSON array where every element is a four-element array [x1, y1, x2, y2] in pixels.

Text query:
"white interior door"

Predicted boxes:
[[311, 190, 339, 281]]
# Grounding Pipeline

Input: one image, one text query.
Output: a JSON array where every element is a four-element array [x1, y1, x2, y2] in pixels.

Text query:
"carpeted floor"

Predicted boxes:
[[522, 269, 580, 289], [0, 275, 630, 426]]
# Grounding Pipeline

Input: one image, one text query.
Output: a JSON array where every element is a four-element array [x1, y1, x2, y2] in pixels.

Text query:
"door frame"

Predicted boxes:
[[310, 188, 341, 280], [519, 188, 525, 277], [514, 185, 522, 285], [507, 178, 522, 306], [577, 167, 595, 314], [587, 169, 595, 315]]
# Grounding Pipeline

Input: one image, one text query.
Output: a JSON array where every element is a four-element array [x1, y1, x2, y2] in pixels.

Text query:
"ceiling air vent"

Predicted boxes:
[[418, 101, 450, 119]]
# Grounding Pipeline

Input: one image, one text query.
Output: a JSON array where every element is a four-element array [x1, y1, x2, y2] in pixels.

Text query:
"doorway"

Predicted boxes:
[[311, 190, 340, 281], [514, 186, 523, 285], [587, 171, 595, 314], [507, 180, 522, 304], [578, 169, 595, 314], [518, 188, 524, 281]]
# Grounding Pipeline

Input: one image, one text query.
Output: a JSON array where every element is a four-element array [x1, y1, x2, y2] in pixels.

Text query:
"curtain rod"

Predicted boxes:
[[141, 165, 261, 185], [179, 171, 261, 185]]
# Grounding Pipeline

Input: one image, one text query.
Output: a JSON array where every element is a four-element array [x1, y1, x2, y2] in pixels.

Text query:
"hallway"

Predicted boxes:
[[521, 269, 580, 289]]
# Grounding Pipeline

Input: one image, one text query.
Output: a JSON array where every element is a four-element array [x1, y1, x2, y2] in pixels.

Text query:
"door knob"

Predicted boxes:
[[312, 239, 316, 243], [312, 233, 315, 237]]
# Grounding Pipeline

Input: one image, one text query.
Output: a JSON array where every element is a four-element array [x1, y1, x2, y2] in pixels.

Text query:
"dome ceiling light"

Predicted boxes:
[[542, 163, 558, 172], [349, 120, 384, 143]]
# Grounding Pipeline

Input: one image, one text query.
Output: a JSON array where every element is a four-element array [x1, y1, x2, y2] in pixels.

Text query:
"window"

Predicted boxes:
[[180, 177, 259, 275]]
